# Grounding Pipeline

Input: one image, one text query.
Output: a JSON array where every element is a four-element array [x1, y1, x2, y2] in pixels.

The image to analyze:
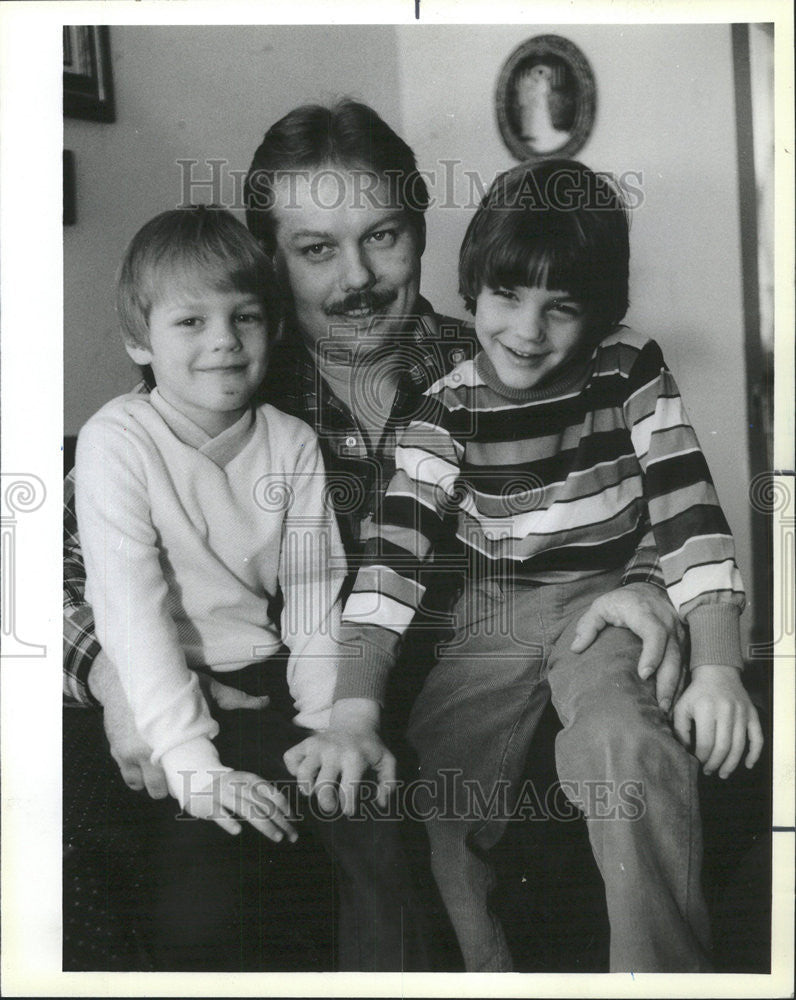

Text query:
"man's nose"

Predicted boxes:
[[339, 245, 374, 292]]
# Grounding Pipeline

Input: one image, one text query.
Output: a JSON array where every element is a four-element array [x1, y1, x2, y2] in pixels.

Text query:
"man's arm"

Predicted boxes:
[[63, 468, 102, 706]]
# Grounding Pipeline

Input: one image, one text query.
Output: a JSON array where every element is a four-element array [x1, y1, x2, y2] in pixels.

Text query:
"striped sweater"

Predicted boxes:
[[337, 326, 745, 703]]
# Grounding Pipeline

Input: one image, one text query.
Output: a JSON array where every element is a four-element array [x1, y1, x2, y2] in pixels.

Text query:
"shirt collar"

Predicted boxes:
[[149, 388, 256, 467]]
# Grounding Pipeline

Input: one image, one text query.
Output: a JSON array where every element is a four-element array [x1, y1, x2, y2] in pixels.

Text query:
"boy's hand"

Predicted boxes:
[[89, 651, 271, 799], [673, 664, 764, 778], [187, 769, 298, 842], [283, 698, 396, 817], [571, 582, 687, 712]]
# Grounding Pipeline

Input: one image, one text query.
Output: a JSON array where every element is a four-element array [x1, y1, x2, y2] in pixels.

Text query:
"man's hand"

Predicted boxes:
[[673, 664, 764, 779], [88, 652, 270, 799], [570, 582, 687, 713], [186, 769, 298, 842], [282, 698, 396, 816], [88, 650, 169, 798]]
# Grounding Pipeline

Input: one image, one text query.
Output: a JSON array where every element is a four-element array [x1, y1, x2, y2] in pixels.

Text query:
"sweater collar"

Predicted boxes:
[[474, 348, 593, 402], [149, 388, 255, 467]]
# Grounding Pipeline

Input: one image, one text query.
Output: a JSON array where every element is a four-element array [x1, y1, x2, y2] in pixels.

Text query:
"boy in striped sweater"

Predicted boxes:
[[337, 161, 763, 971]]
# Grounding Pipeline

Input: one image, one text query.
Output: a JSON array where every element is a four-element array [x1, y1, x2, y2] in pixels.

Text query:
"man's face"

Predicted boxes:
[[271, 167, 422, 358]]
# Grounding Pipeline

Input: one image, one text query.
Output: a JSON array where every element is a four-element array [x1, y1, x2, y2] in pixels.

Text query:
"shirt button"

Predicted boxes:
[[345, 436, 357, 447]]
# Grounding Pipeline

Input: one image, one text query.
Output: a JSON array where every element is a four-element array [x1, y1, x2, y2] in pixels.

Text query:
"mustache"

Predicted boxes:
[[324, 287, 398, 317]]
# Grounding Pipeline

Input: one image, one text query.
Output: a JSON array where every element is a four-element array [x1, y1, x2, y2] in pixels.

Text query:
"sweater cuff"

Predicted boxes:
[[333, 637, 397, 706], [686, 603, 744, 670], [160, 736, 229, 809]]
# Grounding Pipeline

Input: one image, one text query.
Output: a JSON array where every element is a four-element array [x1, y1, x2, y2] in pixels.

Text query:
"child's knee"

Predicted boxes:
[[555, 681, 676, 782]]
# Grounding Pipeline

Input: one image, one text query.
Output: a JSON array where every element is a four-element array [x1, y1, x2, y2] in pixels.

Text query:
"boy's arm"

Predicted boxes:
[[335, 406, 463, 704], [74, 416, 226, 807], [284, 409, 461, 812], [623, 339, 745, 663], [623, 339, 760, 774], [277, 428, 347, 730]]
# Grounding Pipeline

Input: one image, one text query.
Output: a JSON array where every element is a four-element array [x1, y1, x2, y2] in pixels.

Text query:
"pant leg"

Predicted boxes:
[[541, 575, 712, 972], [407, 580, 551, 972], [215, 706, 432, 972]]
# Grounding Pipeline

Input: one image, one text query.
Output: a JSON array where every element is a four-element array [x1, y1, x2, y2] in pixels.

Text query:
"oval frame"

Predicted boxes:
[[495, 34, 596, 162]]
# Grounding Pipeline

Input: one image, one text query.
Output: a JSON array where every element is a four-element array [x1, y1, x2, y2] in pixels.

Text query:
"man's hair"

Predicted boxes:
[[117, 205, 280, 348], [244, 99, 429, 254], [459, 160, 630, 337]]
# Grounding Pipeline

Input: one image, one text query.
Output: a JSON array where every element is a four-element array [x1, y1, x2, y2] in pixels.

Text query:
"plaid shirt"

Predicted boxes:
[[259, 300, 478, 559]]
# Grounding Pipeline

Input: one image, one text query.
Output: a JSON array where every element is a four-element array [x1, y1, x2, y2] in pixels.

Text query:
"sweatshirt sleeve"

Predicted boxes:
[[623, 339, 745, 668], [278, 428, 347, 730], [335, 397, 464, 704], [74, 412, 227, 805]]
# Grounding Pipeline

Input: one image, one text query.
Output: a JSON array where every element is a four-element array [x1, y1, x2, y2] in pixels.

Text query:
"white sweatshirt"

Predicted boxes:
[[75, 389, 345, 804]]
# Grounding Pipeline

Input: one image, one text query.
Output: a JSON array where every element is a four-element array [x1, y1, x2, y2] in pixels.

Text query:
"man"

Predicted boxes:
[[64, 99, 687, 970]]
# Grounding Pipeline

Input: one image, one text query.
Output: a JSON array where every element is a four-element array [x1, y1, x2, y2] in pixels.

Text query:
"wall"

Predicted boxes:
[[64, 23, 756, 644], [64, 24, 403, 433], [395, 23, 754, 643]]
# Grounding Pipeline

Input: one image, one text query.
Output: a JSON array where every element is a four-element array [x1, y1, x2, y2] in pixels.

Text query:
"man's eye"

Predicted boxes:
[[176, 317, 201, 327], [301, 243, 332, 259], [366, 229, 397, 246], [235, 312, 264, 325], [492, 287, 517, 301]]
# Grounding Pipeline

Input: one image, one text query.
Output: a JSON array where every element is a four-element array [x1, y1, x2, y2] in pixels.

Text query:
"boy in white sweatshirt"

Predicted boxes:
[[75, 206, 346, 837]]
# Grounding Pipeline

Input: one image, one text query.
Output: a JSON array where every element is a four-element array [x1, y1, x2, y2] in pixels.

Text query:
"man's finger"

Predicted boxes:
[[209, 678, 270, 712], [632, 616, 667, 680], [570, 606, 608, 652], [654, 635, 683, 712]]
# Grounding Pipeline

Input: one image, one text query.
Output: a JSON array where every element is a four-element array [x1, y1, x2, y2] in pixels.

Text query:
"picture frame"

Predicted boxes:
[[63, 25, 115, 123], [495, 34, 596, 161]]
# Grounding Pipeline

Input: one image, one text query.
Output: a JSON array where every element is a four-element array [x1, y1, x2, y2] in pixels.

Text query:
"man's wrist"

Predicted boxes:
[[86, 649, 114, 706]]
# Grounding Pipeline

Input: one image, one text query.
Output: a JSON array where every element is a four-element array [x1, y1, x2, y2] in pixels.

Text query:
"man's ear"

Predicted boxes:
[[125, 342, 153, 365]]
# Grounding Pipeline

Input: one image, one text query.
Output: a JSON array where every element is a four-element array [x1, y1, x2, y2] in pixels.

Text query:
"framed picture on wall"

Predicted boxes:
[[495, 34, 596, 161], [63, 25, 115, 122]]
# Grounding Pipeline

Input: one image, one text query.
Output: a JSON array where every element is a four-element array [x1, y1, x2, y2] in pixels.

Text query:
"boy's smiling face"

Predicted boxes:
[[126, 279, 269, 437], [474, 284, 591, 391]]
